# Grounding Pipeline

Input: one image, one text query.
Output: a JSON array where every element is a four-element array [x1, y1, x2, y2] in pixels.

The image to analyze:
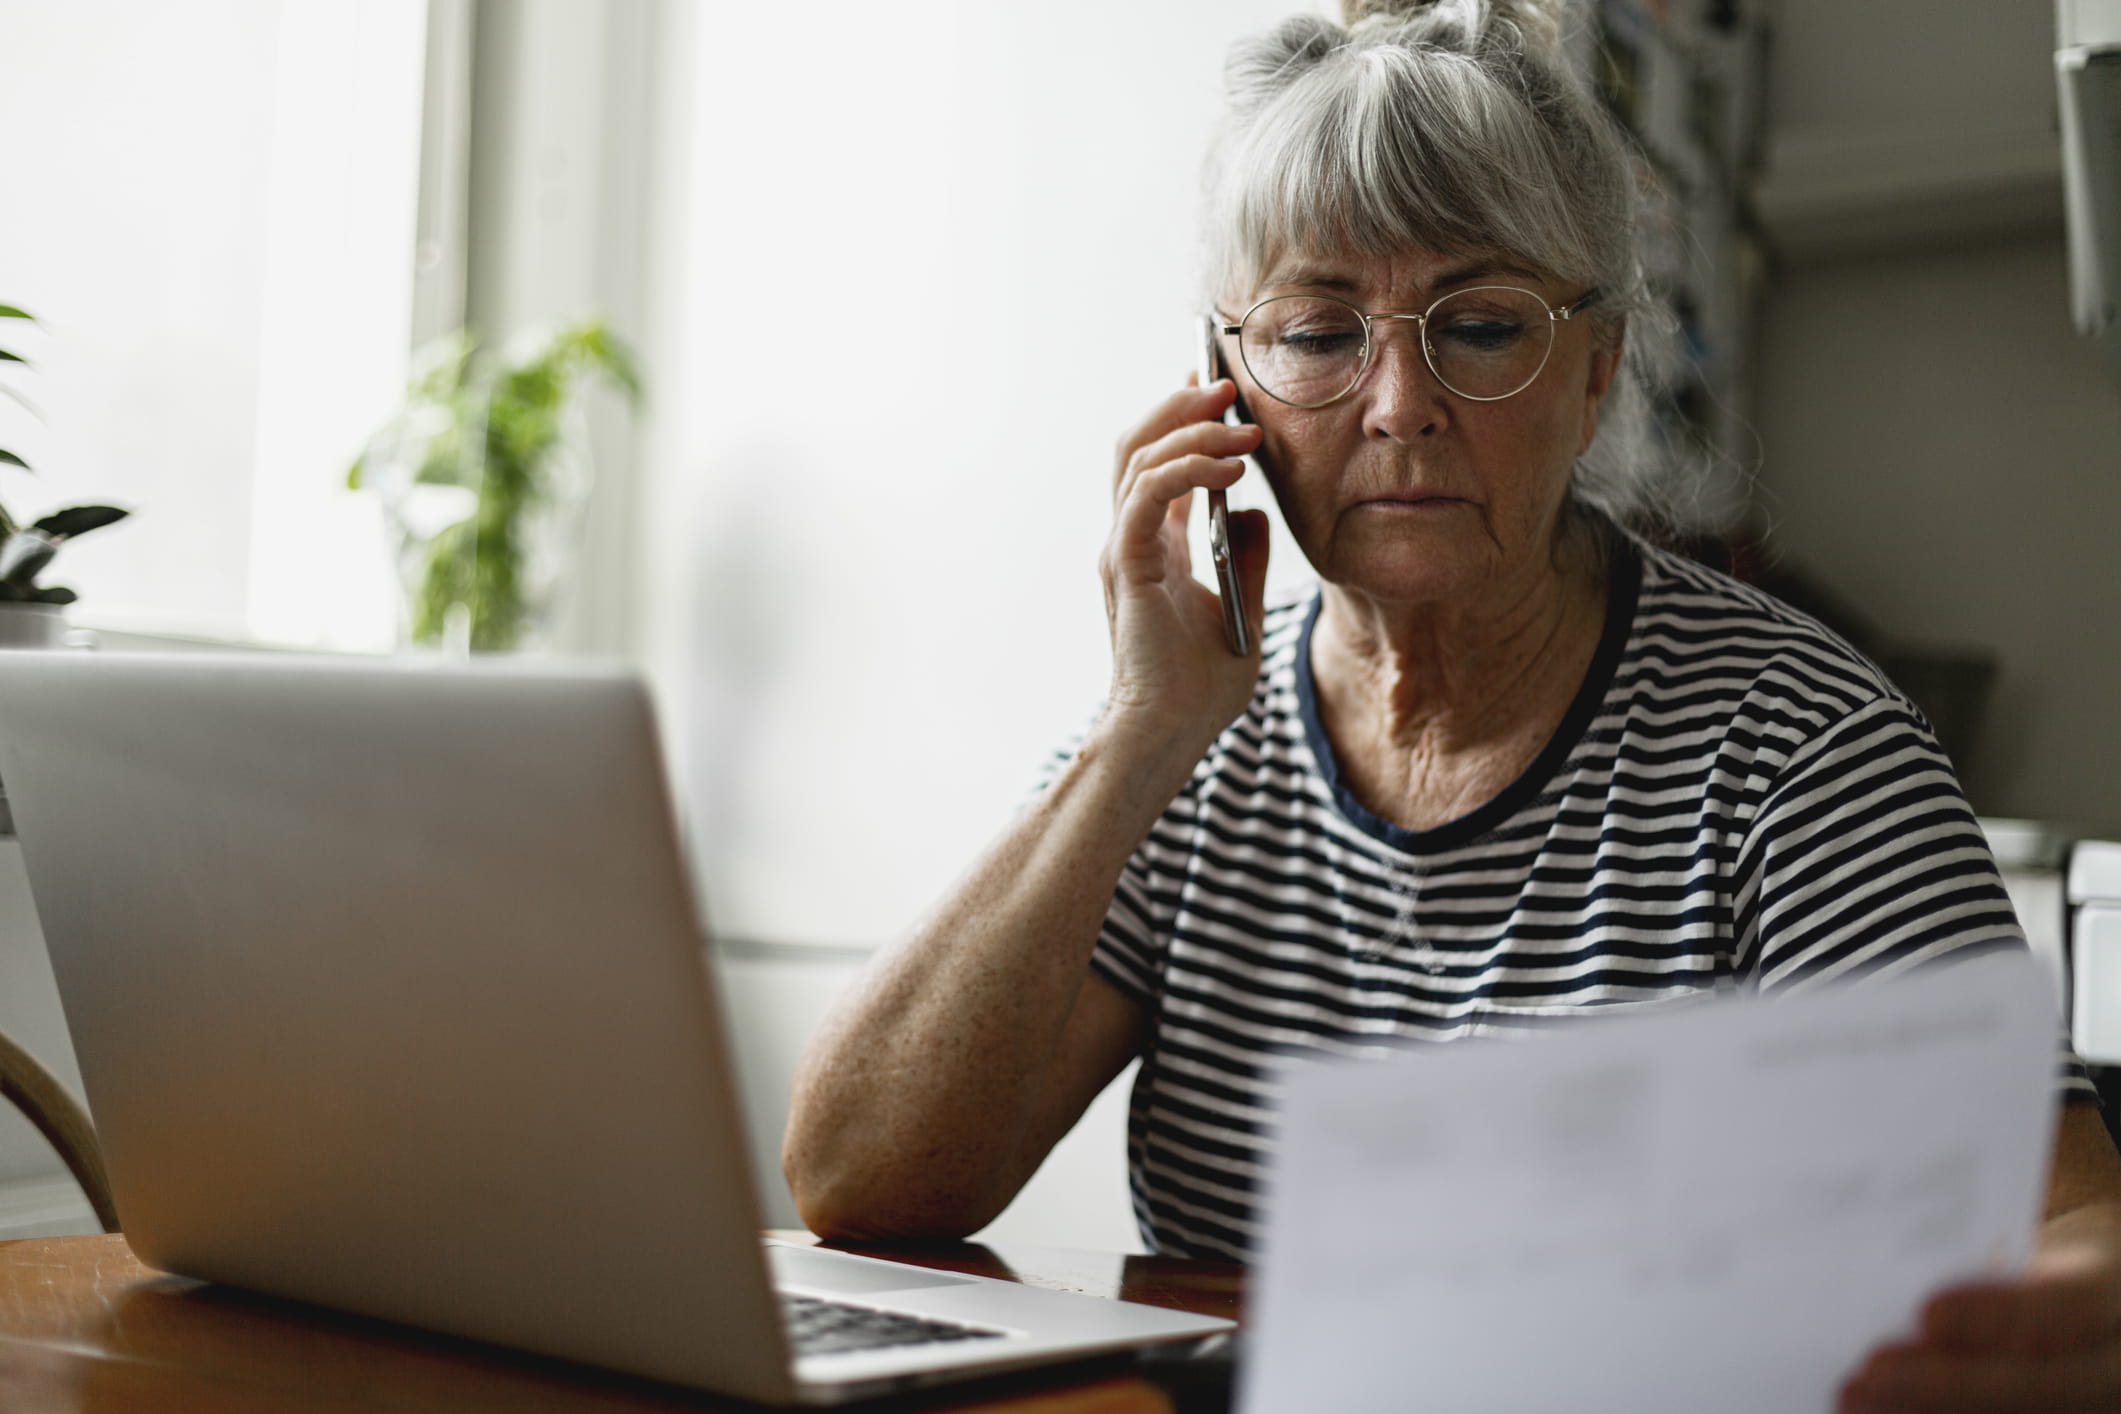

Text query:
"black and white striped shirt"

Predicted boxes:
[[1076, 537, 2084, 1260]]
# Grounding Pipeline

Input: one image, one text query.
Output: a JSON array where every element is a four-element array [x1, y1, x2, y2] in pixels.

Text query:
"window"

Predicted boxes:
[[0, 1, 426, 649]]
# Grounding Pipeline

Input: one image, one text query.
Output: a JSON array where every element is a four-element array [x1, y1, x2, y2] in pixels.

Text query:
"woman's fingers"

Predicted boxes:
[[1112, 382, 1258, 504], [1922, 1249, 2121, 1357], [1162, 487, 1193, 559], [1840, 1341, 2121, 1412], [1108, 454, 1245, 580], [1113, 414, 1261, 536], [1839, 1251, 2121, 1411], [1114, 379, 1231, 483], [1098, 383, 1272, 740]]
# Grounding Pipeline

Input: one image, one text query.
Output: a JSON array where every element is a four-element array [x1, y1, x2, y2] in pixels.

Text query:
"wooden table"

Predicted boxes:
[[0, 1232, 1245, 1413]]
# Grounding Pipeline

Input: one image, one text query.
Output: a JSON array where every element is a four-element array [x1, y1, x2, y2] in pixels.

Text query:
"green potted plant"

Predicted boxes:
[[0, 304, 131, 648], [348, 318, 641, 653]]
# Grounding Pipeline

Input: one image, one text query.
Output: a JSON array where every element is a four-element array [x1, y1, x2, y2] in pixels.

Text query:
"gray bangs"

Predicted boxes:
[[1214, 45, 1603, 304]]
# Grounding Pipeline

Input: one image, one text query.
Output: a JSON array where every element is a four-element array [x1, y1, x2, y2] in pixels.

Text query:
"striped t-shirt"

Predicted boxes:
[[1079, 536, 2079, 1260]]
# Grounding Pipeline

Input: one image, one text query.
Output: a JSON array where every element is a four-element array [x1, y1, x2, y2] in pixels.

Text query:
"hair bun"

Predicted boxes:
[[1338, 0, 1567, 58], [1338, 0, 1441, 23]]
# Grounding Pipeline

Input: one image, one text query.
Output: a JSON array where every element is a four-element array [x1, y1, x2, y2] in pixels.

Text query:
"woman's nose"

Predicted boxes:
[[1358, 317, 1448, 439]]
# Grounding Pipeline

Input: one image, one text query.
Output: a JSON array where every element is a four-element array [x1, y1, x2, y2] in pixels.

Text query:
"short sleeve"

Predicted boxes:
[[1733, 693, 2096, 1101], [1734, 695, 2017, 987], [1088, 861, 1164, 1006]]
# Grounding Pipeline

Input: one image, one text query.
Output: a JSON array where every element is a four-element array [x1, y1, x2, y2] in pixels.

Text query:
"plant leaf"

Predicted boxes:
[[593, 339, 645, 404], [32, 505, 129, 540], [0, 530, 57, 587], [31, 585, 75, 605], [0, 350, 25, 366], [0, 450, 26, 471], [0, 306, 32, 322]]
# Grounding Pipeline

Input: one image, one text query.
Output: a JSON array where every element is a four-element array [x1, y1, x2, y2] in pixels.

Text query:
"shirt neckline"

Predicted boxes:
[[1292, 538, 1643, 855]]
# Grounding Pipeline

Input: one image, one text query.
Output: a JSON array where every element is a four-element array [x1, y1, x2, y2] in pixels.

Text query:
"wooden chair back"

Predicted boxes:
[[0, 1028, 116, 1232]]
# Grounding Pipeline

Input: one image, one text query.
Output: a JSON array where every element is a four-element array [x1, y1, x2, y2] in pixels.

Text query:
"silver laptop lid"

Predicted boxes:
[[0, 653, 796, 1402]]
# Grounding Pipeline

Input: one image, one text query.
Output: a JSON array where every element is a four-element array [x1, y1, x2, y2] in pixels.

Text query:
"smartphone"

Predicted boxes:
[[1197, 316, 1252, 657]]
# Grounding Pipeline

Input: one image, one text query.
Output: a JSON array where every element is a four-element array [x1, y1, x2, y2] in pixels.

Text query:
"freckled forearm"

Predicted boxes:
[[782, 725, 1186, 1237]]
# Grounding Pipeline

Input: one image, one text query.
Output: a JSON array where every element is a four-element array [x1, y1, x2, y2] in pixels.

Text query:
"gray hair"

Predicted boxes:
[[1205, 0, 1699, 533]]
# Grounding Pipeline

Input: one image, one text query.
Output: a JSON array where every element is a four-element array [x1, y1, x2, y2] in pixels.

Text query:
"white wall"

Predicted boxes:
[[658, 0, 1325, 949]]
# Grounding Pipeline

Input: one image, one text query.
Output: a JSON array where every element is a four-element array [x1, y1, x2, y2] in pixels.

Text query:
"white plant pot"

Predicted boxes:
[[0, 605, 68, 651], [0, 603, 71, 836]]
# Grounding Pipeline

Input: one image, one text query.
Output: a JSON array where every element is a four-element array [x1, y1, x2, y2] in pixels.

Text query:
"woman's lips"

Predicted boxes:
[[1354, 493, 1466, 510]]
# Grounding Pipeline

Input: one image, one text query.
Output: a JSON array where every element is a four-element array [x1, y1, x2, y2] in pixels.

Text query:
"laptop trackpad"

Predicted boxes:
[[768, 1244, 979, 1296]]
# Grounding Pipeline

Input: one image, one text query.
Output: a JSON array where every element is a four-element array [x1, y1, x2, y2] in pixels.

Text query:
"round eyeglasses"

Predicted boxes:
[[1217, 285, 1601, 407]]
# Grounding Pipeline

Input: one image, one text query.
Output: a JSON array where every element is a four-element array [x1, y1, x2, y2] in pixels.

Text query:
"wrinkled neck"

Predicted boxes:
[[1311, 520, 1609, 751]]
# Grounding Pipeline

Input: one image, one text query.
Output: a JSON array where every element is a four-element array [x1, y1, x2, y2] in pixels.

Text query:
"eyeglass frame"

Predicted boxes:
[[1214, 284, 1603, 407]]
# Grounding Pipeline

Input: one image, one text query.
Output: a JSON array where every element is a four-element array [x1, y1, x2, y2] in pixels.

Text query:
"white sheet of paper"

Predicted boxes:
[[1238, 951, 2062, 1414]]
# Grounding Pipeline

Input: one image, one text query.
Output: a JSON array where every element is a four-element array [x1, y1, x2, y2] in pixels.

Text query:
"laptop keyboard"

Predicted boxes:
[[780, 1292, 1007, 1358]]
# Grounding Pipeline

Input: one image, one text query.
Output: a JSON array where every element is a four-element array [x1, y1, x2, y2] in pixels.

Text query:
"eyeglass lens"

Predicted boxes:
[[1237, 288, 1558, 405]]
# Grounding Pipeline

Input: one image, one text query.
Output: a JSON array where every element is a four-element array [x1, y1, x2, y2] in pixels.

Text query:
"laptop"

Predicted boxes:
[[0, 652, 1231, 1405]]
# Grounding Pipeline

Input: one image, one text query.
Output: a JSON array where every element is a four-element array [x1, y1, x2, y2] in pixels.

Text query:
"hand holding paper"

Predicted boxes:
[[1837, 1127, 2121, 1413], [1240, 952, 2061, 1414]]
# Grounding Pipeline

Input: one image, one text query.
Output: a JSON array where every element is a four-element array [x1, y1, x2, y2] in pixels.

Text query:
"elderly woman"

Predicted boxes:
[[786, 0, 2121, 1407]]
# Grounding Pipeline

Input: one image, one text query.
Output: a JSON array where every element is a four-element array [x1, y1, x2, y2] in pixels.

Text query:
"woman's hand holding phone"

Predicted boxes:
[[1099, 378, 1270, 761]]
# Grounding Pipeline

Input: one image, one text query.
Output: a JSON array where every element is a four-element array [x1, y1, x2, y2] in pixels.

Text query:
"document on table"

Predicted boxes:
[[1239, 951, 2063, 1414]]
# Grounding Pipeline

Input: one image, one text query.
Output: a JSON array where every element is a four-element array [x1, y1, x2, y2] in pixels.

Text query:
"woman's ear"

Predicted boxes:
[[1576, 326, 1625, 458]]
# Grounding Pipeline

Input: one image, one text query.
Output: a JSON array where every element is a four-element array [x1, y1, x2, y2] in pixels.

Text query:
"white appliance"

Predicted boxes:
[[2067, 840, 2121, 1063]]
